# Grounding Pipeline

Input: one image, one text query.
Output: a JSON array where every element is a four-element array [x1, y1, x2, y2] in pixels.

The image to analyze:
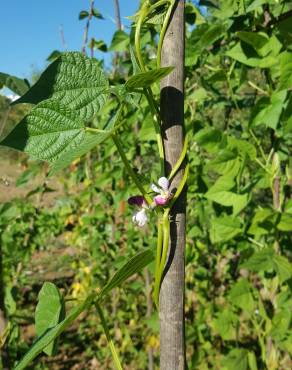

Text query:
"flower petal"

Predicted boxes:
[[151, 183, 160, 193], [158, 177, 169, 191], [132, 209, 148, 227], [154, 195, 168, 206], [128, 195, 146, 207]]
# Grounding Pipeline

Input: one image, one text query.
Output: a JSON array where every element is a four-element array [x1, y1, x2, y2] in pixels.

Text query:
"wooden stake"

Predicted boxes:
[[159, 1, 186, 369]]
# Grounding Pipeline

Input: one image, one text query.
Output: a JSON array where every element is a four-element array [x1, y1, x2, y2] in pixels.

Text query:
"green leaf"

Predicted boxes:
[[50, 104, 124, 174], [194, 128, 223, 153], [98, 249, 154, 300], [185, 3, 205, 25], [129, 45, 141, 75], [35, 283, 65, 356], [213, 309, 238, 340], [248, 208, 275, 237], [277, 213, 292, 231], [229, 279, 255, 313], [1, 100, 86, 163], [198, 23, 227, 49], [247, 351, 258, 370], [270, 308, 291, 340], [90, 39, 107, 52], [222, 348, 248, 370], [145, 7, 166, 25], [0, 203, 20, 225], [246, 0, 268, 12], [241, 248, 274, 272], [14, 295, 94, 370], [0, 72, 30, 96], [272, 255, 292, 283], [49, 131, 109, 175], [226, 42, 277, 68], [210, 215, 242, 243], [236, 32, 281, 58], [205, 176, 248, 214], [109, 30, 129, 52], [278, 52, 292, 91], [227, 137, 257, 160], [92, 8, 104, 20], [79, 10, 89, 20], [125, 67, 174, 90], [46, 50, 62, 62], [14, 249, 154, 370], [206, 190, 248, 214], [251, 91, 287, 129], [14, 52, 109, 120], [237, 31, 269, 55]]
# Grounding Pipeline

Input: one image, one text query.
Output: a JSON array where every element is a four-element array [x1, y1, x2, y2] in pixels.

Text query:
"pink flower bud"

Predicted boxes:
[[154, 195, 169, 206]]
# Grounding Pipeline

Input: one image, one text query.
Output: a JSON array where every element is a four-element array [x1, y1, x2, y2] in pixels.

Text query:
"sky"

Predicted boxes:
[[0, 0, 139, 83]]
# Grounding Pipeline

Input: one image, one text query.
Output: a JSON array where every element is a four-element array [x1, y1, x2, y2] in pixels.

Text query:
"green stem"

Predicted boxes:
[[168, 134, 188, 181], [85, 127, 108, 134], [249, 129, 267, 163], [248, 81, 269, 96], [96, 303, 123, 370], [157, 0, 175, 68], [135, 2, 165, 174], [153, 216, 164, 308], [168, 163, 190, 209], [112, 134, 152, 205], [135, 2, 149, 72], [153, 210, 170, 307], [144, 89, 164, 175]]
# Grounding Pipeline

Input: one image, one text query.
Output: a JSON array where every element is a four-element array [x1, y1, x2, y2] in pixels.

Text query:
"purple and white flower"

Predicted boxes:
[[151, 177, 172, 206], [128, 195, 149, 227]]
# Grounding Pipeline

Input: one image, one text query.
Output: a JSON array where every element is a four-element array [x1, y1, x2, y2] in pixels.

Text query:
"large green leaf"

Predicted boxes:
[[125, 67, 174, 90], [237, 32, 281, 58], [49, 131, 108, 175], [210, 215, 242, 243], [0, 72, 30, 95], [205, 176, 248, 214], [50, 104, 124, 174], [14, 249, 154, 370], [194, 128, 223, 153], [14, 52, 109, 120], [226, 42, 277, 68], [206, 149, 240, 176], [241, 248, 274, 272], [251, 91, 287, 129], [1, 100, 86, 162], [236, 31, 269, 55], [206, 190, 248, 215], [109, 30, 129, 52], [229, 279, 255, 313], [35, 283, 65, 356]]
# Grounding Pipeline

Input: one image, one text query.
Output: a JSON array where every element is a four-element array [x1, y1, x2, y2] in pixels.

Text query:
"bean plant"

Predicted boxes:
[[0, 0, 292, 369]]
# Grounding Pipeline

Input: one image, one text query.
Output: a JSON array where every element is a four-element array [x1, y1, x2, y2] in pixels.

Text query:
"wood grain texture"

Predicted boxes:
[[159, 1, 186, 369]]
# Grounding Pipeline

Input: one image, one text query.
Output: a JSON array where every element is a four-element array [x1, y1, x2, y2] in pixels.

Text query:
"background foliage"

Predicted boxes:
[[0, 0, 291, 369]]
